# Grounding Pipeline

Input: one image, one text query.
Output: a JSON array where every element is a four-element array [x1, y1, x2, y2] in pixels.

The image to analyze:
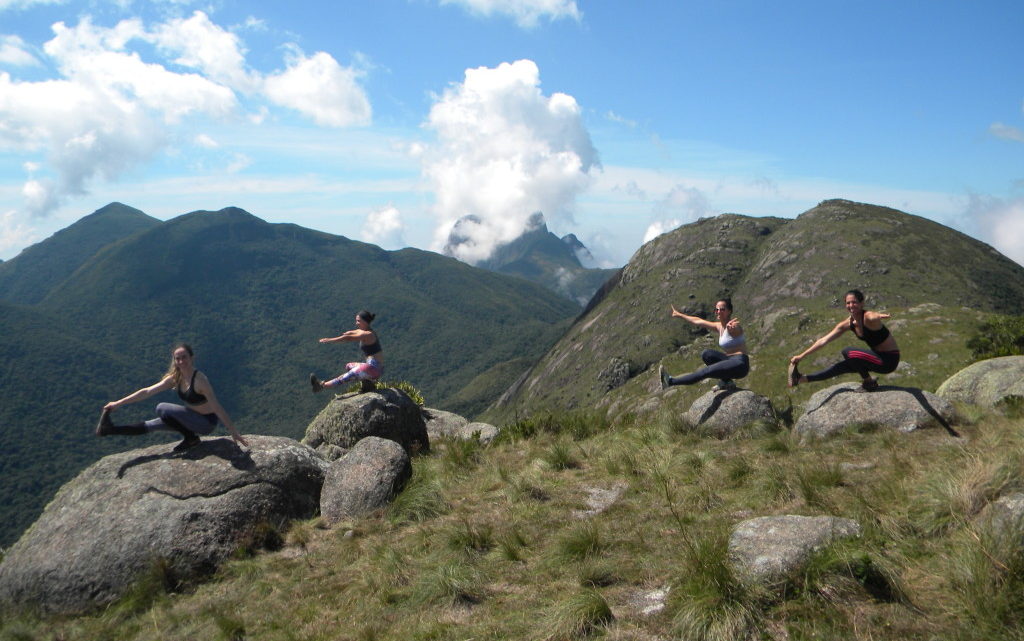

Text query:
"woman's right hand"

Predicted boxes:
[[103, 401, 119, 411], [789, 355, 802, 365]]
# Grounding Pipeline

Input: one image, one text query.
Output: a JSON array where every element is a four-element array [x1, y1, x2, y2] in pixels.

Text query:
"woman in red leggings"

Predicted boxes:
[[788, 289, 900, 392]]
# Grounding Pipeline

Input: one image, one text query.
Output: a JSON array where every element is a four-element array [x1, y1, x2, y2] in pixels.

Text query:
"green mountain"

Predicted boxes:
[[0, 205, 578, 546], [483, 199, 1024, 423], [449, 212, 618, 305], [0, 203, 159, 304]]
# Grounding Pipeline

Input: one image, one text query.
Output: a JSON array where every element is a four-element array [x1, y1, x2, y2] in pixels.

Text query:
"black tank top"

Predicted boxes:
[[177, 370, 208, 405]]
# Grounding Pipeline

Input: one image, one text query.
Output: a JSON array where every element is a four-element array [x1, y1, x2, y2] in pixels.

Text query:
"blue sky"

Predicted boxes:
[[1, 0, 1022, 267]]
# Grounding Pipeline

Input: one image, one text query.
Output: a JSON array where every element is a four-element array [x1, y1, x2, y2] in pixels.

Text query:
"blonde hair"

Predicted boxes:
[[164, 343, 194, 388]]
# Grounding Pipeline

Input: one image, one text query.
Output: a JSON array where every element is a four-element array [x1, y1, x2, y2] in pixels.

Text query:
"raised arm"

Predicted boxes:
[[104, 376, 174, 411], [791, 319, 850, 364], [670, 305, 719, 332], [193, 373, 248, 447]]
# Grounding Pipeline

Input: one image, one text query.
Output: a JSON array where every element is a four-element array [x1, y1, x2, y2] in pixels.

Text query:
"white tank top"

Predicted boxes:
[[719, 327, 746, 351]]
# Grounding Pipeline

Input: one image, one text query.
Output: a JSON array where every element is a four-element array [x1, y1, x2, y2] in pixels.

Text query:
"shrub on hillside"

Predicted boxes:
[[967, 314, 1024, 360]]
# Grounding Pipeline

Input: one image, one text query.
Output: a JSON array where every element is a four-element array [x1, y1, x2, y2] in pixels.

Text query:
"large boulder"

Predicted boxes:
[[685, 389, 776, 438], [794, 383, 958, 442], [303, 388, 429, 454], [729, 515, 861, 588], [320, 437, 411, 524], [0, 436, 326, 614], [936, 356, 1024, 414], [423, 407, 500, 445]]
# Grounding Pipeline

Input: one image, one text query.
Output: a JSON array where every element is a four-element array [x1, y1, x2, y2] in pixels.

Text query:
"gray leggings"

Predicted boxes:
[[144, 402, 218, 435], [667, 350, 750, 386]]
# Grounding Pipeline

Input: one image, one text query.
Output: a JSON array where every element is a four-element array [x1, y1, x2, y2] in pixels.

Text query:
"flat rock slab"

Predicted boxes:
[[729, 515, 861, 588], [0, 436, 326, 615], [794, 383, 958, 442]]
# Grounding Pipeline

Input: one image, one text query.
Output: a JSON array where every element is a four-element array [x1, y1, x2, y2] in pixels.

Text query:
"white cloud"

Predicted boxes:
[[0, 0, 62, 10], [264, 48, 372, 128], [148, 11, 260, 94], [0, 12, 374, 220], [422, 59, 598, 263], [440, 0, 581, 28], [361, 204, 406, 249], [967, 193, 1024, 266], [990, 122, 1024, 143], [0, 208, 39, 257], [0, 35, 39, 66], [194, 133, 219, 149], [642, 184, 714, 243]]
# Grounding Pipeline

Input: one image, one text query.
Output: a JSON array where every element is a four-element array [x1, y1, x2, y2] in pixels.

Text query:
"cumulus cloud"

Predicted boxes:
[[968, 193, 1024, 266], [264, 47, 371, 127], [990, 122, 1024, 143], [423, 59, 598, 263], [361, 204, 406, 249], [0, 35, 39, 66], [643, 184, 714, 243], [440, 0, 581, 28], [0, 12, 372, 218], [0, 208, 38, 257]]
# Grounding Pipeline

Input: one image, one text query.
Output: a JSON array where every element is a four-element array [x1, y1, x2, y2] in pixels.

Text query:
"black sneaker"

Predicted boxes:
[[310, 373, 323, 393], [173, 434, 201, 452], [861, 377, 879, 392], [360, 380, 377, 393], [659, 365, 670, 390], [96, 409, 114, 436]]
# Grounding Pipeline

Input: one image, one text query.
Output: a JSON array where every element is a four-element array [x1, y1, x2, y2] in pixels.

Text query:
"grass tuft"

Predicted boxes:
[[545, 588, 614, 640]]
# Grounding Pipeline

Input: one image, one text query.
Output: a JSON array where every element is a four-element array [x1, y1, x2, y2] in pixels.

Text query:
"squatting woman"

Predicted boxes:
[[311, 310, 384, 393], [97, 343, 248, 451], [788, 289, 900, 392], [659, 299, 749, 392]]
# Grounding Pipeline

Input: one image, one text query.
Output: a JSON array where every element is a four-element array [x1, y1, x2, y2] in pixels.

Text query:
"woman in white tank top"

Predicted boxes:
[[659, 298, 750, 392]]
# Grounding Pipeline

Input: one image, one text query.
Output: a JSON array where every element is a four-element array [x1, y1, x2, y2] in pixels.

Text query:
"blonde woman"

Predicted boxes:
[[97, 343, 248, 451]]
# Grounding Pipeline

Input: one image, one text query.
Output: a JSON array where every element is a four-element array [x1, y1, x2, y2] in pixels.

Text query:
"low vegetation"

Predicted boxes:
[[5, 407, 1024, 640]]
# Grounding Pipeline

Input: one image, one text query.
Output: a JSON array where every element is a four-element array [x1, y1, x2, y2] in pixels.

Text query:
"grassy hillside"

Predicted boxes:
[[5, 405, 1024, 640], [0, 203, 158, 304], [484, 200, 1024, 424], [0, 206, 578, 547]]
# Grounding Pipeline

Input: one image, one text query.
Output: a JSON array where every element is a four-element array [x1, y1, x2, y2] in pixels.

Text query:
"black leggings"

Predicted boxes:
[[668, 350, 749, 386], [805, 347, 900, 382]]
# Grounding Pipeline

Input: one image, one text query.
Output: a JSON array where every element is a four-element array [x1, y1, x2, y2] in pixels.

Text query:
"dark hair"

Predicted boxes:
[[845, 290, 865, 303], [717, 298, 733, 312], [357, 310, 376, 324], [165, 343, 194, 387]]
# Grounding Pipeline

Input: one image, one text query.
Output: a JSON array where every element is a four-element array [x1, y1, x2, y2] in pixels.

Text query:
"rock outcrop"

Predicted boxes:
[[728, 515, 862, 588], [685, 389, 776, 437], [794, 383, 958, 441], [320, 437, 411, 524], [423, 407, 500, 444], [0, 436, 326, 614], [303, 388, 429, 455], [936, 356, 1024, 414]]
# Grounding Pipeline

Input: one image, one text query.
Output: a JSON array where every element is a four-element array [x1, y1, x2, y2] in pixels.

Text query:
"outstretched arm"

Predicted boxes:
[[791, 319, 849, 364], [104, 376, 174, 412], [670, 305, 719, 332], [193, 373, 248, 447], [319, 329, 373, 344]]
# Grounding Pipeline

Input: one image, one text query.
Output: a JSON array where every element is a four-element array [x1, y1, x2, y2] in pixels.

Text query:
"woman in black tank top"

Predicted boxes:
[[787, 289, 900, 392], [310, 309, 384, 394], [96, 343, 248, 451]]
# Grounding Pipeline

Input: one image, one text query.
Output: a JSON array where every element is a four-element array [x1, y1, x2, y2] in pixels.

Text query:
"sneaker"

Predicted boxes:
[[310, 373, 323, 393], [95, 409, 114, 436], [787, 362, 801, 388], [861, 377, 879, 392], [659, 365, 670, 390], [360, 380, 377, 393], [713, 380, 737, 392], [173, 434, 201, 452]]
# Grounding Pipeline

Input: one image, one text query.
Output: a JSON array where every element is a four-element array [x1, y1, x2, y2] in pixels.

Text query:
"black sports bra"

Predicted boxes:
[[177, 370, 208, 405], [360, 334, 382, 357], [851, 317, 891, 349]]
